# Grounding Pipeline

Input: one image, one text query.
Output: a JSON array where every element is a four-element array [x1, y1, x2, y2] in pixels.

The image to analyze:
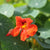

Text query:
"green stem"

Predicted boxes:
[[31, 38, 34, 50]]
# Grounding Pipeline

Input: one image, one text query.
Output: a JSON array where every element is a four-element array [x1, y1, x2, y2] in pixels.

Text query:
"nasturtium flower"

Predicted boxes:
[[6, 16, 38, 41]]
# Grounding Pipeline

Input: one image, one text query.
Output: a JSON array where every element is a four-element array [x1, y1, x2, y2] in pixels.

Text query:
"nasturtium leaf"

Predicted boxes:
[[0, 14, 14, 41], [0, 4, 15, 18], [0, 14, 29, 50], [14, 5, 28, 16], [1, 37, 29, 50], [15, 5, 28, 14], [25, 0, 47, 8], [39, 1, 50, 14], [44, 18, 50, 29], [23, 9, 40, 18], [38, 28, 50, 39], [45, 39, 50, 44]]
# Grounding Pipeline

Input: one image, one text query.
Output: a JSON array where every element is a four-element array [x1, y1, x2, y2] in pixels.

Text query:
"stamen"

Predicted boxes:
[[22, 23, 26, 28]]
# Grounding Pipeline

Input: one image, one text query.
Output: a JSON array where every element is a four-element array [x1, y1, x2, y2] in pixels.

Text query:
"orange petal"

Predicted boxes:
[[25, 18, 33, 25], [11, 26, 21, 37], [6, 29, 13, 36], [26, 24, 38, 36], [20, 29, 29, 41], [30, 24, 38, 32], [15, 16, 23, 26]]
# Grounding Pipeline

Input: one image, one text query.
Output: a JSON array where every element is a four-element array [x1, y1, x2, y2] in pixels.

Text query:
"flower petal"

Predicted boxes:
[[6, 29, 13, 36], [30, 24, 38, 32], [25, 18, 33, 25], [26, 24, 38, 36], [11, 26, 21, 37], [20, 29, 29, 41], [15, 16, 23, 26]]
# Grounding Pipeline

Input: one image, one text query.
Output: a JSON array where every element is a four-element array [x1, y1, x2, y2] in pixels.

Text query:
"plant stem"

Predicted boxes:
[[31, 38, 34, 50]]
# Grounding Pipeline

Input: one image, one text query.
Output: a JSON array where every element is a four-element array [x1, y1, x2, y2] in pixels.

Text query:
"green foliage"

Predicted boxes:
[[15, 5, 28, 14], [0, 4, 15, 17], [44, 18, 50, 29], [25, 0, 47, 8], [0, 0, 5, 5], [38, 28, 50, 39], [39, 1, 50, 14], [1, 37, 29, 50], [0, 14, 29, 50], [13, 3, 26, 7], [0, 0, 50, 50], [38, 18, 50, 39], [0, 42, 2, 50], [23, 9, 40, 18], [45, 39, 50, 44], [0, 14, 14, 40]]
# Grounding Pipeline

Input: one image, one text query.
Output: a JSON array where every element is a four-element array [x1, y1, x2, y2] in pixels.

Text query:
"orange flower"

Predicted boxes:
[[6, 16, 38, 41], [15, 16, 33, 26]]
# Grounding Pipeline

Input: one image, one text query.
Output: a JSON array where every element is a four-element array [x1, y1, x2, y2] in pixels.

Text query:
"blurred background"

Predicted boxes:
[[0, 0, 50, 50]]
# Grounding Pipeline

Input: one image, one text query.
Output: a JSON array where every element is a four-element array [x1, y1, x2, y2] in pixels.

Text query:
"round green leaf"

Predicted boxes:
[[0, 4, 15, 18], [25, 0, 47, 8], [14, 5, 28, 16], [15, 5, 28, 14], [38, 28, 50, 39], [40, 1, 50, 14], [23, 9, 40, 18], [45, 39, 50, 44]]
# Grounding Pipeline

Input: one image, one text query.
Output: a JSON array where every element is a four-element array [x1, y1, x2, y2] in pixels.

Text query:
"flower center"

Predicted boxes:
[[22, 23, 26, 28]]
